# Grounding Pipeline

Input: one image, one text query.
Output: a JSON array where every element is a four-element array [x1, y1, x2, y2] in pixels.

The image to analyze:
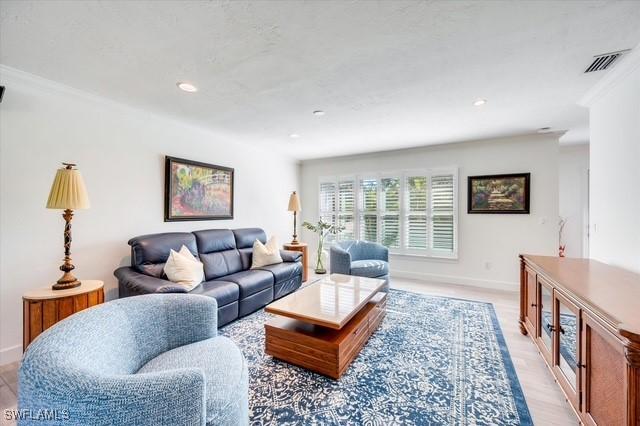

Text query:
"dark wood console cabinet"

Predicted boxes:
[[520, 255, 640, 425]]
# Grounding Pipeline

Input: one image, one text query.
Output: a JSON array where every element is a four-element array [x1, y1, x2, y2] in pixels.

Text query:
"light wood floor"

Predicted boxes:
[[0, 275, 577, 425]]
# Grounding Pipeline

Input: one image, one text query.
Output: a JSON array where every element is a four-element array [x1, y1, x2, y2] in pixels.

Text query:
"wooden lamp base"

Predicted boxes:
[[52, 209, 81, 290], [53, 270, 81, 290]]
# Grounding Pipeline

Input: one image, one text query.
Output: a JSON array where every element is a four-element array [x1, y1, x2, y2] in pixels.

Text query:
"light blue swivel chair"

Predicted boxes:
[[330, 240, 390, 291], [18, 294, 248, 426]]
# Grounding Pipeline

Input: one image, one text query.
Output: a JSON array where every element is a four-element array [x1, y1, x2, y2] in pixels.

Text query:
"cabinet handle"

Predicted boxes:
[[546, 323, 555, 333], [559, 326, 565, 335], [577, 363, 586, 369], [531, 303, 537, 307]]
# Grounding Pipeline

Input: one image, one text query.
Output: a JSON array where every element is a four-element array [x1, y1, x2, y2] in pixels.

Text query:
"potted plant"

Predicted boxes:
[[302, 219, 345, 274]]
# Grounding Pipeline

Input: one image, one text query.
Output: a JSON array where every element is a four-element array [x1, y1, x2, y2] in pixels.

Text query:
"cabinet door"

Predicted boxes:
[[580, 312, 626, 426], [537, 276, 554, 365], [524, 266, 537, 335], [553, 291, 580, 412]]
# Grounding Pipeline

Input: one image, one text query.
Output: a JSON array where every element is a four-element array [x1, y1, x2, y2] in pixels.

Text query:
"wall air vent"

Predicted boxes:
[[584, 49, 630, 73]]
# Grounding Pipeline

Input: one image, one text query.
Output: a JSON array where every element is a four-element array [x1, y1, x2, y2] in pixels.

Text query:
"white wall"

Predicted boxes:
[[559, 144, 589, 258], [582, 47, 640, 273], [0, 67, 299, 365], [300, 135, 559, 290]]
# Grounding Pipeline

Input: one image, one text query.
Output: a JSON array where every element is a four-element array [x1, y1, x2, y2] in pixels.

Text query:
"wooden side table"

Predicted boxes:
[[283, 243, 308, 282], [23, 280, 104, 350]]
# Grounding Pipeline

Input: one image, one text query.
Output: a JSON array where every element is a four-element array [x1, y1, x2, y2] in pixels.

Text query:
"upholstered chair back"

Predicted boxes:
[[21, 295, 218, 378], [334, 240, 389, 262]]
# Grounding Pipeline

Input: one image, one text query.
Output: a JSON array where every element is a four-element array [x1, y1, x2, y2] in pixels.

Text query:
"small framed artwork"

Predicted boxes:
[[164, 156, 234, 221], [468, 173, 530, 214]]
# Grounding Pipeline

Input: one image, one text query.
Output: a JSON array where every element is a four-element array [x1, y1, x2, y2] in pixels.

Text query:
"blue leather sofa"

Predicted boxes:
[[330, 240, 390, 290], [114, 228, 302, 327], [19, 294, 248, 426]]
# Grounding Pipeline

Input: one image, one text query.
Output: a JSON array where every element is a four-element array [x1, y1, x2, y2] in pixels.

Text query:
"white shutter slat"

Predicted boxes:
[[338, 214, 355, 240], [337, 179, 355, 241], [381, 177, 400, 212], [359, 214, 378, 242], [359, 178, 377, 211], [359, 178, 378, 242], [431, 175, 454, 211], [405, 175, 428, 250], [381, 177, 401, 249], [319, 182, 336, 213], [431, 174, 455, 252], [381, 214, 400, 249], [338, 180, 355, 212]]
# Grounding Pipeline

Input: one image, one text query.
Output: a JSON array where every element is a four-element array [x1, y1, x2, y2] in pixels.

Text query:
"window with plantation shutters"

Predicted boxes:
[[319, 181, 337, 241], [380, 177, 401, 249], [319, 178, 355, 243], [318, 168, 456, 258], [337, 179, 355, 241], [431, 174, 455, 252], [359, 178, 378, 242], [406, 175, 428, 250]]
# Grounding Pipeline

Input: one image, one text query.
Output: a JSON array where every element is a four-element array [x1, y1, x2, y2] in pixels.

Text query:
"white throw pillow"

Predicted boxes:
[[163, 245, 204, 291], [251, 236, 283, 268]]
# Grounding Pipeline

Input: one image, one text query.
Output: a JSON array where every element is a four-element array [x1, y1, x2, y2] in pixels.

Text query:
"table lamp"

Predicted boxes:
[[287, 191, 301, 244], [46, 163, 90, 290]]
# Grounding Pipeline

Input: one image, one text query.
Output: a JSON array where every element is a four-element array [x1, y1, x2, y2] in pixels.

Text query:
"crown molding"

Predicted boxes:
[[578, 43, 640, 107]]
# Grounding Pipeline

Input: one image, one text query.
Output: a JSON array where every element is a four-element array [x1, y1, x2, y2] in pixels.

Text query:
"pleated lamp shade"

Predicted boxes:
[[46, 166, 91, 210], [287, 191, 301, 212]]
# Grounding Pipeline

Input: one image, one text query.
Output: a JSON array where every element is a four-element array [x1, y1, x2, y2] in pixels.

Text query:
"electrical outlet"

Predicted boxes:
[[484, 262, 492, 270]]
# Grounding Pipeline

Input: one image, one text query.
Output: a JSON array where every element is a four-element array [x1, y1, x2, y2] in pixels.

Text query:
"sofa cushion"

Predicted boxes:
[[137, 336, 248, 425], [193, 229, 236, 253], [129, 233, 198, 277], [193, 229, 243, 281], [216, 270, 273, 298], [234, 228, 267, 270], [190, 280, 239, 307], [256, 262, 302, 283], [350, 259, 389, 278], [199, 250, 243, 281], [233, 228, 266, 249]]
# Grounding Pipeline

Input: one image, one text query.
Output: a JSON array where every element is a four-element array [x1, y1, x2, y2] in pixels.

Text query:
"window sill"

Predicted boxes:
[[389, 252, 459, 262]]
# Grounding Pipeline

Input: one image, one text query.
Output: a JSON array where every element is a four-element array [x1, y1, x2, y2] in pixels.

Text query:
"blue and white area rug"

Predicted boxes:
[[220, 289, 532, 425]]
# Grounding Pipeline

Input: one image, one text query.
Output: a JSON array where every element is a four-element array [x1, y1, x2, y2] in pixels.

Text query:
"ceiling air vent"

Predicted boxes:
[[584, 50, 629, 73]]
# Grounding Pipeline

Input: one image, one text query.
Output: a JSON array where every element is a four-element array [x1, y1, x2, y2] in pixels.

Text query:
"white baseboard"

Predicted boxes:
[[391, 269, 518, 292], [0, 344, 22, 366]]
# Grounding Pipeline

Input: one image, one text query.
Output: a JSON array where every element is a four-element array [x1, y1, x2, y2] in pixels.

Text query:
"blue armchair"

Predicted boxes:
[[330, 240, 390, 290], [19, 294, 248, 426]]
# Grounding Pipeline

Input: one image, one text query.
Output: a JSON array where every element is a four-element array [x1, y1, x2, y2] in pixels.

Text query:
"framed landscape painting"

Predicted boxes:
[[164, 156, 234, 221], [468, 173, 530, 214]]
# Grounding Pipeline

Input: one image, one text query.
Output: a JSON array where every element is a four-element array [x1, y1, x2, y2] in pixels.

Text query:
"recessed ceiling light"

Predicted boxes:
[[177, 82, 198, 92], [313, 110, 325, 116], [537, 127, 552, 134], [473, 98, 487, 106], [289, 133, 301, 139]]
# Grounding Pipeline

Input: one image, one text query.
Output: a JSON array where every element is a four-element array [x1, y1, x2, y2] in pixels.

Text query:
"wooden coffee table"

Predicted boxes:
[[264, 273, 387, 379]]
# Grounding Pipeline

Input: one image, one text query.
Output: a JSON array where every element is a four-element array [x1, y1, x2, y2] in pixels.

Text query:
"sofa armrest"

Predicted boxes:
[[280, 249, 302, 263], [114, 267, 185, 296], [330, 246, 351, 275]]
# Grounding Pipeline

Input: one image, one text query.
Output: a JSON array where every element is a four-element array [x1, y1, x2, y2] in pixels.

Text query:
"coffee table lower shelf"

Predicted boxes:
[[265, 292, 387, 379]]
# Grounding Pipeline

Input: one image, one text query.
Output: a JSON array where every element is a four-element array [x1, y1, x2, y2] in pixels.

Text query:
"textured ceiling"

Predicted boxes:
[[1, 0, 640, 159]]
